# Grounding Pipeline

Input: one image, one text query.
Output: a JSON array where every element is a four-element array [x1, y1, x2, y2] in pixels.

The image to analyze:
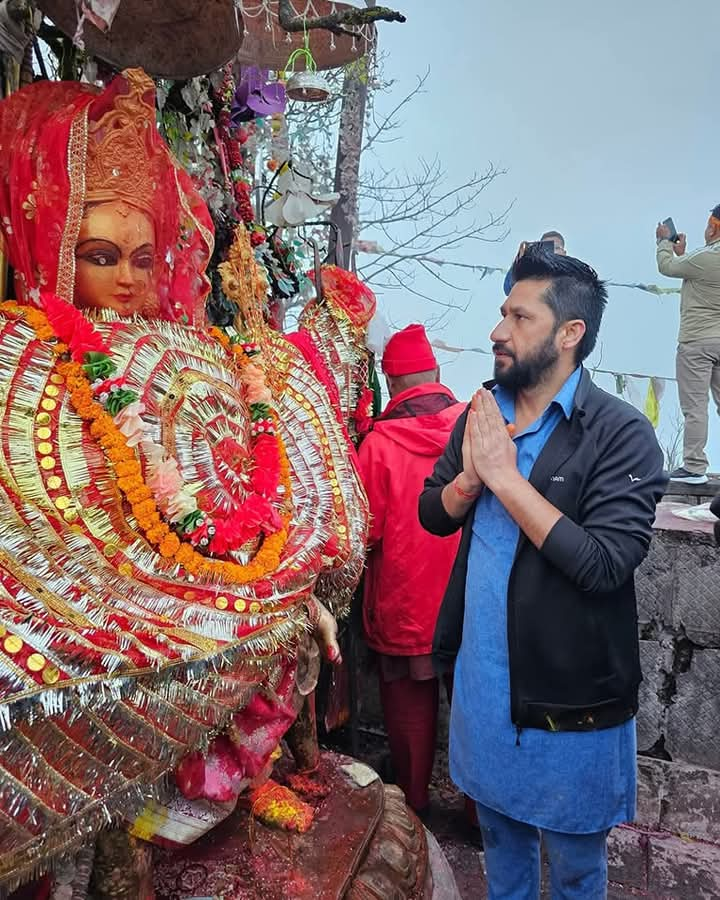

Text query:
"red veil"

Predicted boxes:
[[0, 69, 213, 323]]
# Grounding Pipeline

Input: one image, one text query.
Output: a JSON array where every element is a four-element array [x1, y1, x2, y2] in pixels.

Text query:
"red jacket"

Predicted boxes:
[[357, 383, 464, 656]]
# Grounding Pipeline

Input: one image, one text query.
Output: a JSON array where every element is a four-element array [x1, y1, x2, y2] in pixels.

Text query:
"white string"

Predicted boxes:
[[236, 1, 375, 52]]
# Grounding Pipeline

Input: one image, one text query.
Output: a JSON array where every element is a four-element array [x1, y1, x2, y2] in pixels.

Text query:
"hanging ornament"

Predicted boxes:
[[264, 160, 338, 228], [283, 40, 331, 104], [231, 66, 287, 124]]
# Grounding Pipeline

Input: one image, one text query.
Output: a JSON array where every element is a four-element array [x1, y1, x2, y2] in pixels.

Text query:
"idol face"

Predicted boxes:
[[74, 201, 156, 316]]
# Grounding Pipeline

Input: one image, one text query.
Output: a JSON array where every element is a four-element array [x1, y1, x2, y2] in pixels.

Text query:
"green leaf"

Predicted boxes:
[[106, 389, 139, 417], [177, 510, 204, 534], [250, 402, 272, 422], [83, 352, 116, 381]]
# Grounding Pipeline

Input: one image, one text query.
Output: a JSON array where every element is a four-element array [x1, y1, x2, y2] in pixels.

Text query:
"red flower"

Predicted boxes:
[[41, 292, 110, 361], [250, 230, 266, 248], [250, 434, 281, 496], [208, 495, 282, 555], [353, 386, 375, 436]]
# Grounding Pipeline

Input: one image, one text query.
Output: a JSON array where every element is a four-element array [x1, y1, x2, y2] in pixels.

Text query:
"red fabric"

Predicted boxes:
[[378, 653, 435, 682], [0, 70, 213, 323], [317, 266, 377, 328], [176, 661, 298, 804], [378, 674, 439, 811], [357, 383, 463, 655], [381, 324, 437, 376]]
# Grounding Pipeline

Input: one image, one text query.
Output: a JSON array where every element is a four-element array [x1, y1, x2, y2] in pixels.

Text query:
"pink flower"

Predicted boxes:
[[246, 384, 272, 405], [147, 456, 184, 510], [243, 363, 273, 405], [142, 441, 165, 468], [244, 364, 264, 386], [113, 401, 147, 447]]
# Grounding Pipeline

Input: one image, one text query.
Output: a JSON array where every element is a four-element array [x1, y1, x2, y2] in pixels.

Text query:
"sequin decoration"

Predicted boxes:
[[0, 292, 369, 891]]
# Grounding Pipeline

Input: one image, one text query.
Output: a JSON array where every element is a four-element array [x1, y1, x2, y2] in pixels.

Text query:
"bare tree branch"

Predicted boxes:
[[362, 70, 429, 154], [358, 202, 511, 283], [278, 0, 406, 36], [279, 55, 510, 312]]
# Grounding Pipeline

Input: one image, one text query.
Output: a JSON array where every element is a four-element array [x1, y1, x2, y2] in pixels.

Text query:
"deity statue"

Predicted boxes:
[[0, 68, 374, 894]]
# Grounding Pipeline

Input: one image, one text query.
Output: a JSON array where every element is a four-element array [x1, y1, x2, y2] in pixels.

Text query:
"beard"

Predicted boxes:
[[493, 332, 560, 390]]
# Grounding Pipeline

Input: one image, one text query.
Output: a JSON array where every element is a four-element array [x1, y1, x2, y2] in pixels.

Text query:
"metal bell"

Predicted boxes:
[[285, 70, 332, 103]]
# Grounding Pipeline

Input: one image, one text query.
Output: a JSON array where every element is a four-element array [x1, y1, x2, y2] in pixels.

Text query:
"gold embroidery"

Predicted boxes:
[[22, 184, 37, 221], [57, 110, 89, 302], [86, 70, 162, 218]]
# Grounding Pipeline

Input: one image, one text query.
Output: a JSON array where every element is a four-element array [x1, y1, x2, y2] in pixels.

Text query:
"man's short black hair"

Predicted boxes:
[[711, 204, 720, 219], [511, 246, 608, 363], [541, 230, 565, 245]]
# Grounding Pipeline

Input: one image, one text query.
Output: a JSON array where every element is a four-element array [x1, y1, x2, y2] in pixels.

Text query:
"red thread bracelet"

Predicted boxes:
[[452, 477, 481, 501]]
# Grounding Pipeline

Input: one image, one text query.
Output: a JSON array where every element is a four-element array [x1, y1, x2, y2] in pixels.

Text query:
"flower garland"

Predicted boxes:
[[3, 296, 293, 586], [215, 66, 265, 248]]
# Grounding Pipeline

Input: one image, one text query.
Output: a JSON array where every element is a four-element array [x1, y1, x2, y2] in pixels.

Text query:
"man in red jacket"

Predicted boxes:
[[357, 324, 464, 813]]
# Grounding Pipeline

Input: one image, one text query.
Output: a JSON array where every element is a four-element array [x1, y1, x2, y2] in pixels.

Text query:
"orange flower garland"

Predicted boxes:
[[4, 301, 292, 587]]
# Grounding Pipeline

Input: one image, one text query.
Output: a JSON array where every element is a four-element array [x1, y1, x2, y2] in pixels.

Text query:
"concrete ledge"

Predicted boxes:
[[664, 477, 720, 507]]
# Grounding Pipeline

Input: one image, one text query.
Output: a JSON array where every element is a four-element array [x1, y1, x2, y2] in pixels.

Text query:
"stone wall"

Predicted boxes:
[[635, 514, 720, 767], [610, 507, 720, 897], [608, 759, 720, 898]]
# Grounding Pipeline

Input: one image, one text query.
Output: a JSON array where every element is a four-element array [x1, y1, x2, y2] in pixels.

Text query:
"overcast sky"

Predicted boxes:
[[362, 0, 720, 469]]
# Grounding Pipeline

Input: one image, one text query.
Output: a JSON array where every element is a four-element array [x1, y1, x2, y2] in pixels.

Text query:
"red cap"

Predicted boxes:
[[382, 324, 437, 376]]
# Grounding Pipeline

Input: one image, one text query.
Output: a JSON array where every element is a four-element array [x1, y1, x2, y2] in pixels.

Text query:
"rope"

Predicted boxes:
[[430, 342, 678, 384]]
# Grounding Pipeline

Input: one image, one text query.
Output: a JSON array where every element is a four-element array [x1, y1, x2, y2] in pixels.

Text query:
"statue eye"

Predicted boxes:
[[78, 249, 118, 267], [133, 253, 154, 271]]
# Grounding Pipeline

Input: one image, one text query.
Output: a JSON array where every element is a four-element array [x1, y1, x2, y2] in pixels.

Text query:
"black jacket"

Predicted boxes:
[[419, 368, 667, 733]]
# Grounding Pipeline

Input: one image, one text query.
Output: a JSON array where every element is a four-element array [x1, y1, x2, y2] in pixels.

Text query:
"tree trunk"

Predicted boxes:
[[328, 67, 371, 266]]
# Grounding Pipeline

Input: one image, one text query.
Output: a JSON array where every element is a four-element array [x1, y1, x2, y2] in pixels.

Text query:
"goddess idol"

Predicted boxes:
[[0, 68, 370, 891]]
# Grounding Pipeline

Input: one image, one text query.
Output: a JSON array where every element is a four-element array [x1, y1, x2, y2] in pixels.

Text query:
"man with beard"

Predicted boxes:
[[420, 248, 667, 899]]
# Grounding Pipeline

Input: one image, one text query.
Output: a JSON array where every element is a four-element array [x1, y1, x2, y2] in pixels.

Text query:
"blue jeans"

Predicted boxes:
[[476, 802, 609, 899]]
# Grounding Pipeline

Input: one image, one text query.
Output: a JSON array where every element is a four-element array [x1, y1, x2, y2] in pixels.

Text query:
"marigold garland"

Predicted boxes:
[[2, 300, 294, 587]]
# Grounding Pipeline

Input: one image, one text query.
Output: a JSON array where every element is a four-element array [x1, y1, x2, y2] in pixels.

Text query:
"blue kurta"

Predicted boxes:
[[449, 368, 636, 834]]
